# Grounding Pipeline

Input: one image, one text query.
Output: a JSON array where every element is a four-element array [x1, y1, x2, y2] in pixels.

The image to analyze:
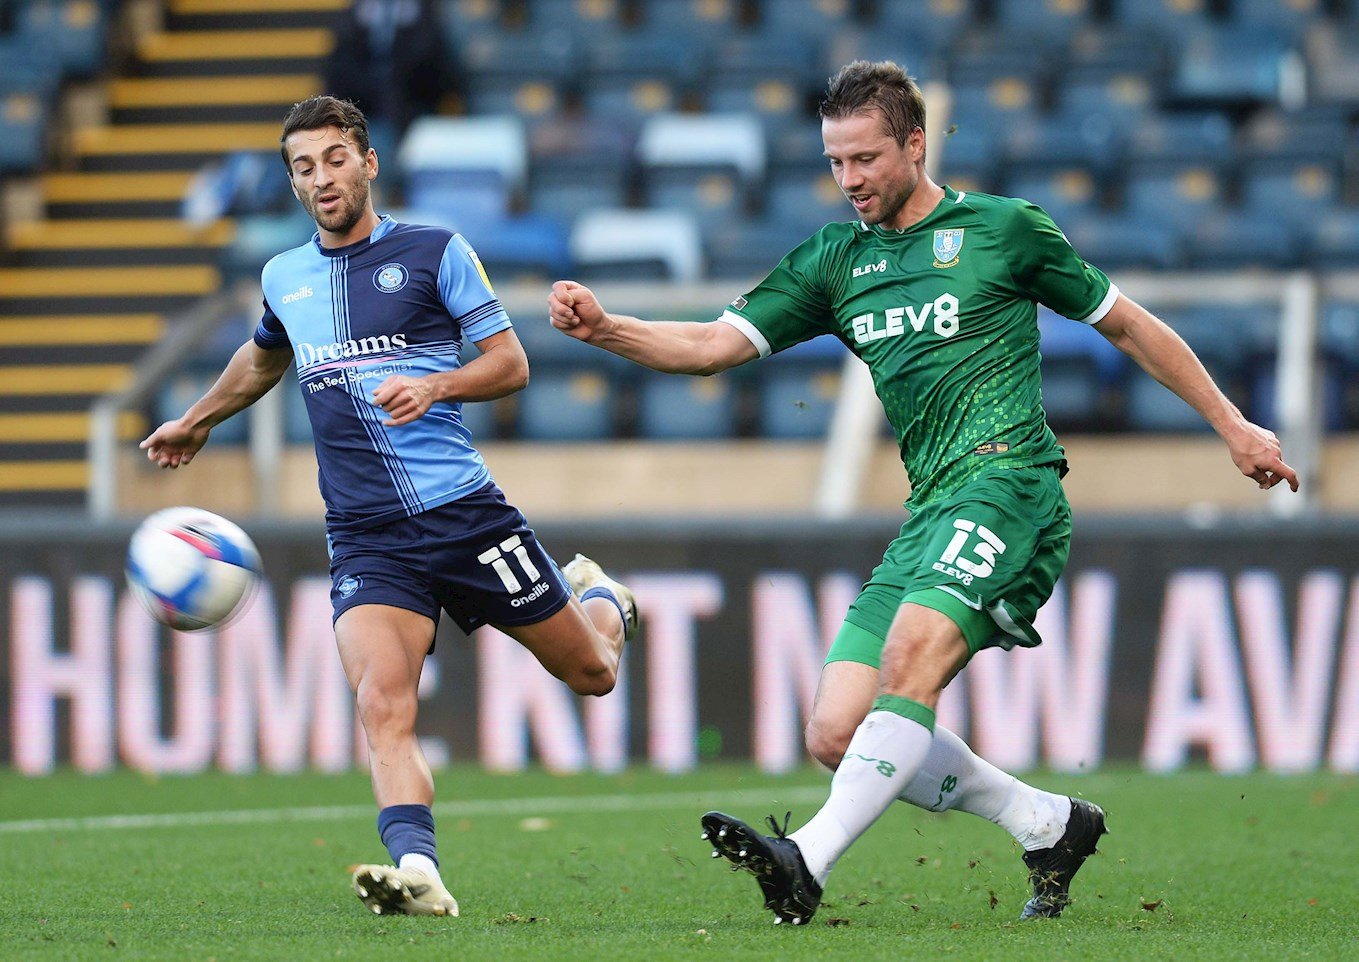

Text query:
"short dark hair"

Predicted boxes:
[[279, 95, 371, 168], [819, 60, 926, 148]]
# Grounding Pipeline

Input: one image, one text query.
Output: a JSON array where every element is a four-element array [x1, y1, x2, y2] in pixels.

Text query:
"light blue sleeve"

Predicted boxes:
[[437, 233, 512, 343]]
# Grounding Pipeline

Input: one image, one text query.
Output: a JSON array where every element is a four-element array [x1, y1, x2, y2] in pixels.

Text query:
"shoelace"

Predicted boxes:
[[764, 811, 792, 839]]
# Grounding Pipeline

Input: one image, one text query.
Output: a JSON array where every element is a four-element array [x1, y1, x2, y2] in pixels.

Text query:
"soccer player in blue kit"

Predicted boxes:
[[141, 96, 638, 918]]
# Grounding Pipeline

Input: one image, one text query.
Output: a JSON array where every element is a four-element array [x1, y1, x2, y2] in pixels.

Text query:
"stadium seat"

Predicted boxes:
[[948, 31, 1062, 85], [1239, 107, 1351, 163], [994, 0, 1094, 41], [1108, 0, 1214, 33], [459, 32, 575, 115], [0, 90, 45, 174], [569, 209, 704, 281], [1125, 307, 1256, 431], [1228, 0, 1327, 38], [1305, 24, 1359, 105], [705, 217, 808, 280], [1123, 164, 1225, 231], [222, 211, 317, 279], [159, 371, 247, 445], [825, 30, 938, 87], [637, 372, 737, 440], [527, 160, 630, 222], [398, 115, 528, 195], [1184, 210, 1301, 270], [753, 0, 857, 39], [1321, 302, 1359, 372], [644, 166, 745, 230], [455, 213, 571, 279], [1060, 214, 1181, 270], [1125, 111, 1234, 164], [1038, 309, 1127, 431], [765, 168, 852, 235], [1168, 24, 1292, 106], [18, 0, 106, 79], [637, 113, 768, 188], [704, 77, 808, 139], [1004, 109, 1122, 174], [1310, 210, 1359, 268], [641, 0, 741, 49], [515, 368, 616, 440], [1240, 160, 1341, 228], [1250, 363, 1346, 432], [865, 0, 977, 52], [525, 0, 628, 42], [1007, 168, 1102, 225], [758, 365, 842, 440], [1065, 26, 1173, 76], [1056, 75, 1158, 124]]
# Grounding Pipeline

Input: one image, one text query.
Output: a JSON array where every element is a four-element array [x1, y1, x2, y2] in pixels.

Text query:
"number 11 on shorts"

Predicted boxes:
[[477, 535, 541, 593]]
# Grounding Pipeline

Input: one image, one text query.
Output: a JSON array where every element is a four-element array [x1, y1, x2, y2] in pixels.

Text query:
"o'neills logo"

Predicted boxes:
[[296, 333, 408, 369]]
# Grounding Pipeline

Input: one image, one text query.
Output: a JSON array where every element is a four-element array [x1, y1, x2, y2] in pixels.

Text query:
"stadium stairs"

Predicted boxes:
[[0, 0, 343, 507]]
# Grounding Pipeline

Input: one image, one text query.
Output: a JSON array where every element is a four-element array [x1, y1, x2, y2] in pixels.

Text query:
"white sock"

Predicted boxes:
[[398, 852, 441, 879], [790, 708, 934, 886], [895, 724, 1071, 851]]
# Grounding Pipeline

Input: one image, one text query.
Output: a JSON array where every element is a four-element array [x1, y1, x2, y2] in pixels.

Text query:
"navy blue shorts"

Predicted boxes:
[[326, 482, 573, 636]]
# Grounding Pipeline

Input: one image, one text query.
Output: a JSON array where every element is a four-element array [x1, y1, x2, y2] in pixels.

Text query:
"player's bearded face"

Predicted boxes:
[[286, 127, 375, 235], [823, 112, 920, 227]]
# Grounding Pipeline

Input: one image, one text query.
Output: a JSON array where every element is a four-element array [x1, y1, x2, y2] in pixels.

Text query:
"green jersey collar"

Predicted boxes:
[[857, 185, 966, 238]]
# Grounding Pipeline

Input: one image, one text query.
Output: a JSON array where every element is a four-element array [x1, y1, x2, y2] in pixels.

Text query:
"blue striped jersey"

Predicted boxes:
[[253, 215, 510, 532]]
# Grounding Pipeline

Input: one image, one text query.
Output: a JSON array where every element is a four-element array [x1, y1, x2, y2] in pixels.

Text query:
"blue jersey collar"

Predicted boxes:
[[311, 214, 398, 257]]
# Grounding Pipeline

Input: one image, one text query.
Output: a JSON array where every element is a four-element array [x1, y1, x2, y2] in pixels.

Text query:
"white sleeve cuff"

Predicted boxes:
[[1077, 283, 1120, 325], [716, 310, 771, 358]]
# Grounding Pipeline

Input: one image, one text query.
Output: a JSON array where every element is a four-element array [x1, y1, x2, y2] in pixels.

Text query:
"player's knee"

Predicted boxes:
[[805, 721, 852, 770], [565, 657, 616, 697], [355, 679, 418, 737]]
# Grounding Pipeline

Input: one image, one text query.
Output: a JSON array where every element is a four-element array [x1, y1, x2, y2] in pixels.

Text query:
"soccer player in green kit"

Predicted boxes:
[[548, 61, 1297, 924]]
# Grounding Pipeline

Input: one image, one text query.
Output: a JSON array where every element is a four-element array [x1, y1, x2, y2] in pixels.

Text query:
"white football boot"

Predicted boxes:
[[562, 553, 639, 639], [351, 864, 460, 917]]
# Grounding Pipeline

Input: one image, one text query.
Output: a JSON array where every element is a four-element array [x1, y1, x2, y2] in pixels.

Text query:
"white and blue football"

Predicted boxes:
[[125, 507, 262, 631]]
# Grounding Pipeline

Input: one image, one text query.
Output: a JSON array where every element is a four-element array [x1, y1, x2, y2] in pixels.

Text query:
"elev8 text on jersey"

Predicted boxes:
[[254, 216, 510, 532]]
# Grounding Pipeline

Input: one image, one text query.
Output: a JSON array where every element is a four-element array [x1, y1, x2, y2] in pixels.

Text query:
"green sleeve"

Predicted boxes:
[[1001, 201, 1118, 323], [719, 235, 835, 356]]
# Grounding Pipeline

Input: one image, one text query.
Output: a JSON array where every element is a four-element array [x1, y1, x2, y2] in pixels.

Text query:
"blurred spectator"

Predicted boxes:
[[324, 0, 463, 139]]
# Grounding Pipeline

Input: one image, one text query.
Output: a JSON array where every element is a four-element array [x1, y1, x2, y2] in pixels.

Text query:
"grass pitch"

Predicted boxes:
[[1, 766, 1354, 961]]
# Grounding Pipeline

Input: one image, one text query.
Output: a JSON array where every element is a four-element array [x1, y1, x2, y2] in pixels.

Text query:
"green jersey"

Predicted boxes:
[[720, 186, 1117, 506]]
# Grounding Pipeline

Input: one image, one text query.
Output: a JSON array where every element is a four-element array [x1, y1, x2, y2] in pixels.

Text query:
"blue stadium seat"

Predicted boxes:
[[1125, 111, 1234, 164], [1057, 75, 1159, 123], [767, 125, 830, 174], [461, 214, 571, 280], [1125, 308, 1252, 431], [758, 341, 844, 439], [704, 77, 808, 137], [865, 0, 977, 52], [1109, 0, 1214, 33], [1239, 107, 1351, 163], [0, 37, 63, 102], [0, 90, 45, 173], [948, 32, 1059, 85], [458, 33, 574, 117], [765, 168, 851, 234], [1183, 210, 1301, 270], [524, 0, 627, 42], [753, 0, 856, 40], [19, 0, 106, 79], [528, 160, 629, 222], [826, 30, 938, 85], [711, 33, 826, 89], [1168, 24, 1292, 106], [1305, 24, 1359, 105], [1065, 27, 1173, 76], [570, 209, 705, 281], [440, 0, 507, 52], [994, 0, 1095, 41], [1228, 0, 1327, 38], [586, 33, 701, 90], [642, 0, 741, 49], [1004, 109, 1122, 174], [1311, 210, 1359, 268], [1123, 164, 1225, 230], [1240, 160, 1341, 228], [1038, 310, 1127, 430], [1007, 168, 1102, 225], [1250, 364, 1346, 432], [637, 373, 737, 440], [1060, 214, 1181, 270], [705, 217, 808, 280], [222, 211, 317, 279], [514, 368, 616, 440], [1321, 302, 1359, 370], [644, 166, 745, 230]]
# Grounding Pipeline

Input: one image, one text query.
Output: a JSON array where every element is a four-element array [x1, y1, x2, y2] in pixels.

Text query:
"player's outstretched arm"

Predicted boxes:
[[549, 280, 758, 375], [139, 340, 292, 469], [1095, 294, 1298, 491]]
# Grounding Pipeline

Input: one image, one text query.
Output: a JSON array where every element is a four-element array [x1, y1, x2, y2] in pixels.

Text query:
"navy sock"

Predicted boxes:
[[581, 585, 626, 626], [377, 804, 438, 868]]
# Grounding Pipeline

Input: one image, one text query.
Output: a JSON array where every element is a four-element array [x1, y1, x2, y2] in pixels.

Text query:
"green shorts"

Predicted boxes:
[[828, 465, 1072, 668]]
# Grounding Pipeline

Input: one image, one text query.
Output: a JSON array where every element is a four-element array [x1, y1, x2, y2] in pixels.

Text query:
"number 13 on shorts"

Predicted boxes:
[[936, 518, 1007, 582]]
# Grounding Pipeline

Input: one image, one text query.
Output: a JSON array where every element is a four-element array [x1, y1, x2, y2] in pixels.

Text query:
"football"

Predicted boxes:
[[125, 507, 262, 631]]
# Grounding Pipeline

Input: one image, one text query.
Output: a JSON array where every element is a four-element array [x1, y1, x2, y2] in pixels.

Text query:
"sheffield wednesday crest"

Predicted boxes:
[[933, 228, 964, 268]]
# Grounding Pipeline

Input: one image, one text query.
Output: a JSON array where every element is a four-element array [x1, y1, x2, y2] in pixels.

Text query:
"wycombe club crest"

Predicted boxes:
[[933, 228, 964, 268], [373, 262, 408, 293]]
